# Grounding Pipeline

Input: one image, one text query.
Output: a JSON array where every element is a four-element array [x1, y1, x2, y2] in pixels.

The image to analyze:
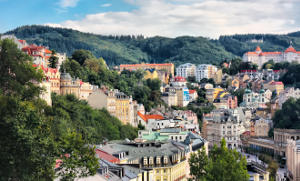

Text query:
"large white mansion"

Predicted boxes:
[[243, 45, 300, 68]]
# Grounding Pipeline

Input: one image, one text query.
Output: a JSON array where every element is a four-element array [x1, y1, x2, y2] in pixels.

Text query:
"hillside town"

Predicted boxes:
[[2, 33, 300, 181]]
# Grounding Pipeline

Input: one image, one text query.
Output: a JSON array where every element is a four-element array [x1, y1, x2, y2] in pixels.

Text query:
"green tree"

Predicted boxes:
[[231, 88, 245, 105], [49, 54, 59, 68], [272, 98, 300, 129], [56, 131, 98, 181], [0, 97, 57, 180], [0, 39, 99, 180], [189, 139, 249, 181], [71, 49, 95, 65], [0, 39, 43, 100], [189, 147, 209, 181]]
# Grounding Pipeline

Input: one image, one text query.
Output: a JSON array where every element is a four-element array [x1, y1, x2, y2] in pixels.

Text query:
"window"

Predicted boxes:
[[164, 169, 166, 173], [156, 170, 159, 173]]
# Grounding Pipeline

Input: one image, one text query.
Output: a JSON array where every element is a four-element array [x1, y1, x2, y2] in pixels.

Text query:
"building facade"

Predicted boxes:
[[88, 89, 136, 126], [243, 45, 300, 68], [242, 88, 270, 108], [202, 108, 247, 149], [286, 139, 300, 181], [196, 64, 218, 82], [176, 63, 196, 78]]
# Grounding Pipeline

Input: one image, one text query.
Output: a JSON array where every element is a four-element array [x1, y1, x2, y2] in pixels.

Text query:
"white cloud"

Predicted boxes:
[[59, 0, 80, 8], [49, 0, 300, 38], [101, 3, 112, 7]]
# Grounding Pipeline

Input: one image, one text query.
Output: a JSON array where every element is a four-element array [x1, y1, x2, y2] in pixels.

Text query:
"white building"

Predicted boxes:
[[196, 64, 218, 82], [286, 139, 300, 181], [242, 88, 270, 109], [0, 35, 28, 49], [176, 63, 196, 78], [202, 108, 248, 149], [243, 45, 300, 68]]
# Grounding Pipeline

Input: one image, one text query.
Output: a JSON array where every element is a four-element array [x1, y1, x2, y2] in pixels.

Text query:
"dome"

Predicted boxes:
[[255, 46, 262, 52], [245, 89, 251, 94], [60, 72, 72, 80], [259, 89, 265, 94]]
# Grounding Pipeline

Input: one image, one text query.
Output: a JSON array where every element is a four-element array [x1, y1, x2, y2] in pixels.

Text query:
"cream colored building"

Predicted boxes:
[[196, 64, 218, 82], [87, 89, 137, 126], [213, 69, 223, 84], [202, 108, 248, 149], [162, 92, 178, 107], [100, 141, 189, 181], [253, 118, 272, 137], [286, 139, 300, 181]]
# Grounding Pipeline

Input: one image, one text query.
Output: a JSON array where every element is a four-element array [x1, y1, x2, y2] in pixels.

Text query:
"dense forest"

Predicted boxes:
[[4, 25, 235, 66], [4, 25, 300, 67]]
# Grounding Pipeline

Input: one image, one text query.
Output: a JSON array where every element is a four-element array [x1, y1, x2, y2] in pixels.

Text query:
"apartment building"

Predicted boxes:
[[176, 63, 196, 78], [196, 64, 218, 82]]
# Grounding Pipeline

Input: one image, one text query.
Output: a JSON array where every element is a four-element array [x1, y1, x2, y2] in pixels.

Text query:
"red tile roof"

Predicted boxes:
[[285, 46, 297, 53], [137, 111, 164, 122], [259, 52, 282, 55], [270, 81, 283, 85], [95, 149, 120, 163], [33, 64, 58, 74], [174, 76, 186, 82], [189, 90, 196, 94]]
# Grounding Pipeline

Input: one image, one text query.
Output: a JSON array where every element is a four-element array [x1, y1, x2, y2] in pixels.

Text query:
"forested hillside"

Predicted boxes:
[[4, 25, 300, 66], [5, 25, 236, 66]]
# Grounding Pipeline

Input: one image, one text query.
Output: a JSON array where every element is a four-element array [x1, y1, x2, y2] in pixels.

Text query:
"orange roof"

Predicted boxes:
[[18, 40, 26, 44], [45, 49, 52, 54], [174, 76, 186, 82], [259, 52, 282, 56], [33, 64, 58, 74], [120, 63, 173, 67], [285, 46, 297, 53], [255, 46, 262, 52], [95, 149, 120, 163], [189, 90, 196, 94], [270, 81, 283, 85], [137, 111, 164, 122]]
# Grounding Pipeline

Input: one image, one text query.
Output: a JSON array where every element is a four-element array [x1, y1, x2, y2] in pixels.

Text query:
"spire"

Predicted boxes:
[[255, 46, 262, 53]]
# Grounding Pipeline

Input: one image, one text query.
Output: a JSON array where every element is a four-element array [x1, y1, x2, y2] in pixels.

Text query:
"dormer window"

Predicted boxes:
[[164, 156, 168, 164], [149, 157, 154, 165], [156, 157, 161, 165], [143, 157, 148, 166]]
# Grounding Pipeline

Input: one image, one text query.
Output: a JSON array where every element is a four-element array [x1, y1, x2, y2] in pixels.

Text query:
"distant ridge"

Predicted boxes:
[[5, 25, 300, 66]]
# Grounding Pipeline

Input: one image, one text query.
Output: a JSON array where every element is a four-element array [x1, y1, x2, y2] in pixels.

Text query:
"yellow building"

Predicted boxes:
[[213, 69, 223, 84], [231, 78, 240, 89], [101, 141, 188, 181], [60, 72, 81, 97], [144, 69, 159, 80], [88, 89, 135, 126], [60, 72, 94, 100], [120, 63, 175, 76]]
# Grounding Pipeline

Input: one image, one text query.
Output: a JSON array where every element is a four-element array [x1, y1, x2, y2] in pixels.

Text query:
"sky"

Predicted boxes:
[[1, 0, 300, 38]]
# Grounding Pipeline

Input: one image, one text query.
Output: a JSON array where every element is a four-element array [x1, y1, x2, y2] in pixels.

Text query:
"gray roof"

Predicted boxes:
[[100, 141, 185, 163]]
